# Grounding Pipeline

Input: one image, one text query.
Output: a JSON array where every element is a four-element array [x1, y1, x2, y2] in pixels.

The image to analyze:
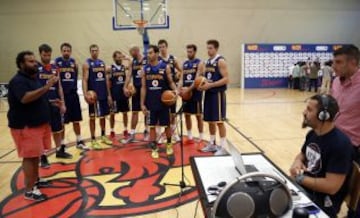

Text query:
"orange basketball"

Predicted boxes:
[[161, 90, 177, 106], [180, 87, 193, 101], [194, 76, 207, 89], [87, 90, 97, 104], [127, 84, 136, 97]]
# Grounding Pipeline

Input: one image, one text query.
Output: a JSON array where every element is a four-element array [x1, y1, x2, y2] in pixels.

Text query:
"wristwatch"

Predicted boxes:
[[295, 173, 305, 185]]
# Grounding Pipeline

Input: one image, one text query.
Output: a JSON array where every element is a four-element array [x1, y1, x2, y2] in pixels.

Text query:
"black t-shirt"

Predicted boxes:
[[301, 128, 353, 217], [7, 71, 50, 129]]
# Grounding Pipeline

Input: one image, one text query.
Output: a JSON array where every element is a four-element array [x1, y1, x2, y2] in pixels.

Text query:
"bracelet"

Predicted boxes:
[[295, 173, 305, 185]]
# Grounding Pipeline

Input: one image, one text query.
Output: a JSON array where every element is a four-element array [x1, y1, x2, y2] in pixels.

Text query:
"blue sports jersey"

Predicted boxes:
[[159, 55, 177, 82], [131, 57, 146, 88], [87, 58, 107, 100], [183, 58, 202, 101], [55, 57, 78, 94], [110, 63, 127, 100], [144, 61, 168, 111], [205, 55, 227, 93], [37, 62, 60, 100]]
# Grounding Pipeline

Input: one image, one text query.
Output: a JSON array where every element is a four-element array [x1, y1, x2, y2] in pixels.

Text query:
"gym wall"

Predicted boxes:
[[1, 0, 360, 86]]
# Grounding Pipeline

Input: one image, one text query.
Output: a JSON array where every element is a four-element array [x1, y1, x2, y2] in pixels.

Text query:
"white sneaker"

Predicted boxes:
[[214, 146, 228, 156], [172, 134, 181, 142], [200, 143, 217, 152]]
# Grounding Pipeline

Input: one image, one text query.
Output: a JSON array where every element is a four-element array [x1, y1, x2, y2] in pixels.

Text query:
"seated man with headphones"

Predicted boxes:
[[290, 94, 353, 217]]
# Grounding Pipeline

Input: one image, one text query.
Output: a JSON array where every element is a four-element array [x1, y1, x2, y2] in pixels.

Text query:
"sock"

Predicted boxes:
[[56, 146, 62, 151], [111, 128, 114, 133], [171, 124, 176, 131], [130, 129, 135, 135], [156, 126, 161, 135], [76, 135, 82, 142], [101, 130, 105, 136], [187, 130, 193, 140], [199, 132, 204, 140], [220, 137, 227, 147], [210, 135, 216, 145], [61, 139, 65, 145]]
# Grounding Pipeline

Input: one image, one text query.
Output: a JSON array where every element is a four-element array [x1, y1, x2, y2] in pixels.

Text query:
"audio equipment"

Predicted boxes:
[[318, 95, 330, 121], [212, 172, 292, 218]]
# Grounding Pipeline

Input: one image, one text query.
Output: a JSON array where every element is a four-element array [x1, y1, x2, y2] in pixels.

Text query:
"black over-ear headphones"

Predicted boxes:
[[318, 95, 330, 122]]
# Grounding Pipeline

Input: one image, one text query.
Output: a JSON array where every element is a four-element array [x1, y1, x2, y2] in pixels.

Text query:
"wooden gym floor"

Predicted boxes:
[[0, 88, 346, 217]]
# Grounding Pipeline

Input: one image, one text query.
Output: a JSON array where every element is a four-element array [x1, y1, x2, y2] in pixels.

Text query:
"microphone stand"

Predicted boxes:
[[163, 101, 195, 192]]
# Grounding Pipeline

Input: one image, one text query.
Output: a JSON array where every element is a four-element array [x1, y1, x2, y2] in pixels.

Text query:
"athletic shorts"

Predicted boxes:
[[50, 105, 63, 132], [89, 100, 110, 118], [11, 123, 52, 158], [64, 93, 82, 123], [112, 98, 130, 113], [203, 91, 226, 122], [183, 100, 202, 115], [131, 86, 141, 112], [147, 107, 170, 127]]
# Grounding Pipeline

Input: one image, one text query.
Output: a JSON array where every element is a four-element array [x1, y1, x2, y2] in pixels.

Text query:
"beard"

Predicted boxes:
[[24, 65, 39, 76], [302, 115, 309, 129], [115, 60, 122, 66]]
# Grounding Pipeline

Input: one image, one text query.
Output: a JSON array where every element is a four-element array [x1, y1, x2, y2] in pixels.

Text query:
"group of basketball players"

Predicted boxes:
[[31, 39, 229, 162]]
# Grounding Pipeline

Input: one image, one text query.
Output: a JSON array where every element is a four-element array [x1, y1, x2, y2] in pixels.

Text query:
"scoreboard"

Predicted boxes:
[[241, 43, 345, 88]]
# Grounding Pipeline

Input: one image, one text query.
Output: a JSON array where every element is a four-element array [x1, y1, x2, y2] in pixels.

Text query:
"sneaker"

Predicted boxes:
[[151, 148, 159, 159], [110, 131, 116, 138], [166, 143, 174, 156], [214, 146, 228, 156], [172, 134, 181, 142], [35, 178, 52, 188], [101, 135, 113, 145], [76, 140, 90, 150], [24, 187, 47, 202], [91, 140, 102, 150], [122, 134, 135, 144], [40, 155, 50, 169], [143, 130, 150, 141], [56, 145, 73, 159], [123, 130, 129, 138], [200, 143, 218, 152]]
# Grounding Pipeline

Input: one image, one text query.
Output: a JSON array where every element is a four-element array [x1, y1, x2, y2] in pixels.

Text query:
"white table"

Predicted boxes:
[[191, 154, 329, 218]]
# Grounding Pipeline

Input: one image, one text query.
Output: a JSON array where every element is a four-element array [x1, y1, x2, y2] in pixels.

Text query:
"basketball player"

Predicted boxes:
[[55, 43, 88, 151], [158, 39, 182, 142], [178, 44, 204, 143], [123, 46, 149, 143], [198, 40, 229, 155], [140, 45, 177, 158], [107, 51, 129, 139], [37, 44, 72, 169], [82, 44, 113, 149]]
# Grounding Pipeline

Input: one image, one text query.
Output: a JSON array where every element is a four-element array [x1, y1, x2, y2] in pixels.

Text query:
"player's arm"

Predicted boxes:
[[209, 59, 229, 88], [191, 61, 205, 91], [166, 65, 177, 92], [105, 65, 113, 106], [140, 70, 147, 114], [123, 62, 132, 96], [57, 75, 66, 114], [300, 173, 346, 195], [82, 62, 91, 103], [177, 65, 184, 89], [174, 58, 183, 83]]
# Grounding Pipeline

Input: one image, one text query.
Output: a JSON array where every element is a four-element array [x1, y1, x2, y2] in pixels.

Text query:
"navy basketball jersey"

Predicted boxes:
[[37, 62, 60, 100], [159, 55, 176, 82], [144, 61, 168, 110], [87, 58, 107, 100], [205, 55, 227, 93], [183, 58, 202, 101], [55, 57, 78, 94], [131, 57, 146, 88], [109, 63, 127, 100]]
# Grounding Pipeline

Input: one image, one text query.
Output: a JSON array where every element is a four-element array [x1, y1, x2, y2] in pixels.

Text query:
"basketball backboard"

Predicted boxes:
[[113, 0, 169, 31]]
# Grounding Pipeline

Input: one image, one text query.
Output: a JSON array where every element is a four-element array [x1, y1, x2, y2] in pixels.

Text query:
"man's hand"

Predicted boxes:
[[84, 92, 92, 104], [141, 104, 148, 116], [123, 87, 130, 97], [198, 81, 212, 91], [45, 75, 59, 89], [50, 98, 64, 110], [290, 160, 306, 178], [107, 95, 113, 107]]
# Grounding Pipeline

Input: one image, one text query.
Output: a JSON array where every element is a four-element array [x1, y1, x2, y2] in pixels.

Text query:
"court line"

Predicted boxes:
[[225, 119, 264, 153], [226, 100, 305, 105], [0, 161, 21, 164], [0, 149, 15, 160]]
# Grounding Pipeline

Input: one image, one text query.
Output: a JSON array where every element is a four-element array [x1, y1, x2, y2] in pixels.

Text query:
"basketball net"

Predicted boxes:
[[133, 20, 148, 35]]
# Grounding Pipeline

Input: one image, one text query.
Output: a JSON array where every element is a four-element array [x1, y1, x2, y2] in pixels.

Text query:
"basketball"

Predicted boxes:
[[180, 87, 192, 101], [87, 90, 97, 104], [161, 90, 177, 106], [194, 76, 207, 89], [127, 84, 136, 96]]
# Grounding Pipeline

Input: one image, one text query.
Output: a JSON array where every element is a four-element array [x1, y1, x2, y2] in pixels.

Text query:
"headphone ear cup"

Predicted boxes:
[[227, 192, 255, 218], [269, 187, 291, 216], [318, 110, 330, 121]]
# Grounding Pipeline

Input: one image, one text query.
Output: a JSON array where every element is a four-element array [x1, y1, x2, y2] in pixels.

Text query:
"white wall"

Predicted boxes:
[[1, 0, 360, 85]]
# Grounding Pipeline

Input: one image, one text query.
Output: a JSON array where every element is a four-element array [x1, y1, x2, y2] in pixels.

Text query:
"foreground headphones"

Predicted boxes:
[[318, 95, 330, 121], [212, 172, 292, 218]]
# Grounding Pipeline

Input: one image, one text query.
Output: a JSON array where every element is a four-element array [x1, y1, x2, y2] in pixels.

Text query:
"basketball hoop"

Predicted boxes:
[[133, 20, 148, 35]]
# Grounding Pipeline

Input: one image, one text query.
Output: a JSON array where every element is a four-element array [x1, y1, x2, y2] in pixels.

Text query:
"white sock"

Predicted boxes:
[[187, 130, 193, 139], [171, 124, 176, 131], [210, 135, 216, 145], [156, 126, 161, 135], [76, 135, 82, 142], [220, 137, 227, 147], [130, 129, 135, 135], [111, 128, 114, 132], [199, 132, 204, 140], [61, 139, 65, 145]]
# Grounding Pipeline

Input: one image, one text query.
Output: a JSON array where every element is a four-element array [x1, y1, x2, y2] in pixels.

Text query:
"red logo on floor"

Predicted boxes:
[[0, 135, 212, 217]]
